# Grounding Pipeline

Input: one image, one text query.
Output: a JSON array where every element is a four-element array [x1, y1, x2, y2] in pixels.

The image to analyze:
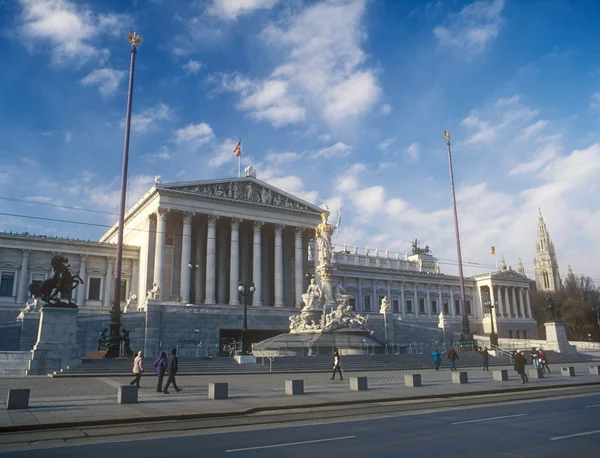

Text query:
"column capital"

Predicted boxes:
[[148, 214, 156, 225], [22, 249, 31, 256], [274, 224, 285, 235], [253, 221, 265, 232], [107, 256, 116, 264], [231, 218, 243, 229], [80, 254, 89, 262], [157, 207, 169, 220], [295, 227, 304, 237], [183, 211, 194, 223], [387, 279, 393, 285], [131, 258, 138, 266], [207, 215, 219, 227]]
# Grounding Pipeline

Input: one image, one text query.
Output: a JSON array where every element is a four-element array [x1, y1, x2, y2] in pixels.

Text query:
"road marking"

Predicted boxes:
[[551, 430, 600, 441], [451, 413, 527, 425], [584, 404, 600, 408], [225, 435, 356, 452]]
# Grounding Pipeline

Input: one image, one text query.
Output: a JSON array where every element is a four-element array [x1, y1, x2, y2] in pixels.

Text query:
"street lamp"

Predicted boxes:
[[483, 293, 499, 348], [238, 281, 255, 354], [305, 272, 315, 281]]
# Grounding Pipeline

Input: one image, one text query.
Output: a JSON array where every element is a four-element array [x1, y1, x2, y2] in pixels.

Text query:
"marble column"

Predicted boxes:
[[17, 249, 31, 303], [179, 211, 193, 304], [496, 285, 505, 317], [77, 254, 88, 306], [104, 257, 114, 307], [438, 285, 443, 314], [357, 278, 363, 312], [516, 287, 525, 318], [131, 259, 139, 304], [252, 221, 264, 306], [415, 283, 420, 317], [195, 225, 206, 303], [229, 218, 242, 306], [294, 228, 304, 307], [204, 215, 219, 305], [504, 286, 511, 318], [450, 286, 456, 318], [489, 284, 497, 330], [525, 289, 532, 318], [426, 284, 432, 317], [400, 282, 406, 317], [372, 279, 378, 312], [386, 280, 392, 309], [274, 224, 285, 307], [153, 207, 168, 299], [217, 225, 228, 304]]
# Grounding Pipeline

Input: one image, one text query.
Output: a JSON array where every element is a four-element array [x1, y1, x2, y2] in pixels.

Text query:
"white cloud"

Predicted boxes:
[[80, 68, 126, 96], [183, 59, 203, 74], [509, 143, 559, 176], [379, 138, 395, 151], [174, 123, 215, 146], [312, 142, 352, 159], [517, 120, 548, 140], [405, 143, 420, 163], [265, 151, 302, 165], [335, 163, 366, 193], [147, 146, 171, 161], [207, 0, 280, 21], [433, 0, 504, 58], [64, 132, 72, 143], [591, 92, 600, 111], [353, 186, 386, 216], [209, 137, 239, 167], [381, 104, 392, 115], [130, 103, 174, 133]]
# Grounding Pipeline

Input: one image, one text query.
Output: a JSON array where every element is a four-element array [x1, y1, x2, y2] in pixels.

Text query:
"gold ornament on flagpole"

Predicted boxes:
[[444, 129, 451, 143], [128, 32, 143, 47]]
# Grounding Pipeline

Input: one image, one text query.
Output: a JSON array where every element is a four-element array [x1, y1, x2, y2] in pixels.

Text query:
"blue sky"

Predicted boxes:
[[1, 0, 599, 281]]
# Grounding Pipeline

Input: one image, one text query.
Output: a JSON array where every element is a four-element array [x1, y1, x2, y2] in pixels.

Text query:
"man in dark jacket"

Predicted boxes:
[[481, 346, 490, 371], [448, 347, 459, 371], [514, 349, 529, 383], [154, 352, 167, 393], [163, 348, 182, 394]]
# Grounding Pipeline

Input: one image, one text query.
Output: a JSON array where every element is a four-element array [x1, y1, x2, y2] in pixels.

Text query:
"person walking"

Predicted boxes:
[[163, 348, 182, 394], [331, 349, 343, 380], [129, 350, 143, 388], [539, 349, 551, 373], [432, 349, 441, 371], [154, 351, 167, 393], [530, 347, 539, 369], [481, 346, 490, 371], [448, 347, 459, 371], [514, 349, 529, 383]]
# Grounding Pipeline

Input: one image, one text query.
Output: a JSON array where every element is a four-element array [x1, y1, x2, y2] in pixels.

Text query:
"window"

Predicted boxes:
[[516, 330, 521, 339], [119, 280, 127, 302], [419, 297, 425, 314], [0, 272, 15, 296], [443, 300, 449, 314], [466, 300, 472, 315], [406, 298, 413, 313], [349, 297, 356, 309], [455, 299, 461, 315], [30, 273, 45, 297], [364, 295, 371, 312], [392, 297, 399, 313], [508, 330, 513, 338], [88, 277, 102, 301], [431, 300, 437, 314], [523, 330, 528, 339]]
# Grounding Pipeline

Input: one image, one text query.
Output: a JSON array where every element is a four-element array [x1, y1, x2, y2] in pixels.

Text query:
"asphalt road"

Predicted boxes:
[[3, 393, 600, 457]]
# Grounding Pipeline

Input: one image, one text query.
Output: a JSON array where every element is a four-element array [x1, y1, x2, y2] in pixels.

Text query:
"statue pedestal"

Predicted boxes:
[[27, 306, 80, 375], [316, 264, 337, 309], [544, 321, 576, 354]]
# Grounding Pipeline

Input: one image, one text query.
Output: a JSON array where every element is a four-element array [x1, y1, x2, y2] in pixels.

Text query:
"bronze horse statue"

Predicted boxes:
[[29, 255, 84, 307], [545, 297, 561, 322]]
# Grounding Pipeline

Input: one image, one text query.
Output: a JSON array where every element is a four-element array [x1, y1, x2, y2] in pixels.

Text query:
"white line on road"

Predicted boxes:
[[451, 413, 527, 425], [551, 430, 600, 441], [225, 435, 356, 452], [584, 404, 600, 408]]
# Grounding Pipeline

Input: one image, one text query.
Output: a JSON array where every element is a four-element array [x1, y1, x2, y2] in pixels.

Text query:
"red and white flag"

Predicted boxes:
[[233, 139, 241, 157]]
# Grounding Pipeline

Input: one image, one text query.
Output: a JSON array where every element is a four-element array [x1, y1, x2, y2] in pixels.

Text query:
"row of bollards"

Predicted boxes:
[[6, 366, 600, 409]]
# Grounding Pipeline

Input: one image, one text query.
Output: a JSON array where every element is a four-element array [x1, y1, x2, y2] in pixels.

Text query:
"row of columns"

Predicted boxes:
[[489, 284, 531, 319]]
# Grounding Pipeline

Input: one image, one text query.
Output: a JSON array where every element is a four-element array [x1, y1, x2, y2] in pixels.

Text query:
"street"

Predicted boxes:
[[3, 392, 600, 457]]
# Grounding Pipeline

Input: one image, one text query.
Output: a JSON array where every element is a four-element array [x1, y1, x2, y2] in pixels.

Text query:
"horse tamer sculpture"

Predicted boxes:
[[28, 255, 83, 308]]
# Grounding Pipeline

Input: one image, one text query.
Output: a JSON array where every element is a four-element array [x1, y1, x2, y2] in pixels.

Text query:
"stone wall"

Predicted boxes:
[[0, 351, 31, 375], [0, 322, 21, 351], [77, 312, 146, 357]]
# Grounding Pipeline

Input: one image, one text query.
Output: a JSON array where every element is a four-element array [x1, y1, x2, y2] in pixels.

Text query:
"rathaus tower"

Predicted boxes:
[[533, 210, 561, 292]]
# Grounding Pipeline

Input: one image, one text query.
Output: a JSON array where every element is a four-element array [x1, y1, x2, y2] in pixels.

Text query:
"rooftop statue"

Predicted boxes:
[[411, 238, 431, 255], [28, 255, 83, 308]]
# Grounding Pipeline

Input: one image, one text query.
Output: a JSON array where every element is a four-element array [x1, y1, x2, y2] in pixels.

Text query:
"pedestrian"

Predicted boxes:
[[163, 348, 182, 394], [513, 349, 529, 383], [432, 349, 441, 370], [129, 350, 143, 388], [331, 349, 343, 380], [539, 349, 551, 373], [448, 347, 459, 371], [530, 347, 539, 369], [154, 351, 167, 393], [481, 346, 490, 371]]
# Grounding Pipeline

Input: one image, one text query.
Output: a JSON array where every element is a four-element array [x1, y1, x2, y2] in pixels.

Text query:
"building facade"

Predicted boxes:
[[533, 210, 561, 292]]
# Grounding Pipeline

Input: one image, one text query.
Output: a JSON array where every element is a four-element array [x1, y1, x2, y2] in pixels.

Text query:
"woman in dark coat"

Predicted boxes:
[[154, 351, 168, 393], [513, 350, 529, 384]]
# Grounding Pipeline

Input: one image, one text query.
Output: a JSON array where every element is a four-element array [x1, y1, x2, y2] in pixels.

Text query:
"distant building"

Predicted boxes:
[[533, 210, 561, 292]]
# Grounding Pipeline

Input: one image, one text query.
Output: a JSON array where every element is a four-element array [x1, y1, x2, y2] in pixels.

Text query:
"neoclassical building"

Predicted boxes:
[[0, 172, 539, 350]]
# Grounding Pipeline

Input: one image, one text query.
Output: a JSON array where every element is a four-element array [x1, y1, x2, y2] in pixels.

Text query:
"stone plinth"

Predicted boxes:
[[208, 383, 228, 399], [529, 368, 544, 379], [561, 366, 575, 377], [350, 376, 368, 391], [493, 369, 509, 382], [316, 264, 337, 309], [118, 385, 138, 404], [404, 374, 422, 387], [589, 366, 600, 375], [452, 372, 468, 384], [234, 355, 257, 364], [7, 389, 29, 410], [27, 306, 80, 375], [544, 321, 576, 354], [285, 379, 304, 395]]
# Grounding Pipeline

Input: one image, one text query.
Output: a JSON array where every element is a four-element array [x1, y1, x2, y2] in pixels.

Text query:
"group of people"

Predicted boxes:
[[129, 348, 183, 394], [431, 347, 460, 371]]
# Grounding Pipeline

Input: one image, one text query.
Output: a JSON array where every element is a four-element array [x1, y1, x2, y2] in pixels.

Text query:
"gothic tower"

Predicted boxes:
[[533, 210, 561, 292]]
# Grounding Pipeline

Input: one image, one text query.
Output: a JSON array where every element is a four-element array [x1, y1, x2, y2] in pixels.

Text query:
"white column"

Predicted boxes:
[[438, 285, 443, 314], [525, 288, 532, 318], [131, 259, 139, 304], [450, 286, 456, 318], [77, 254, 88, 306], [400, 282, 405, 317], [204, 215, 219, 305], [195, 226, 206, 303], [180, 211, 193, 304], [357, 278, 363, 311], [426, 284, 432, 317], [274, 224, 285, 307], [372, 279, 378, 312], [153, 207, 168, 300], [229, 218, 242, 306], [497, 285, 505, 317], [386, 280, 392, 308], [515, 287, 524, 318], [17, 249, 31, 303], [294, 228, 304, 308], [414, 283, 420, 317], [252, 221, 264, 306], [104, 257, 114, 307], [504, 286, 511, 318]]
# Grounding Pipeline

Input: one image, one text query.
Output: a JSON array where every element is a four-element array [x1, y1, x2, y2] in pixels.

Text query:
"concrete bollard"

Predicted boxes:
[[117, 385, 138, 404], [528, 368, 544, 379], [6, 389, 30, 410], [404, 374, 422, 387], [208, 382, 228, 400], [452, 372, 468, 384], [350, 377, 368, 391], [561, 366, 575, 377], [285, 380, 304, 395], [589, 366, 600, 375], [493, 369, 509, 382]]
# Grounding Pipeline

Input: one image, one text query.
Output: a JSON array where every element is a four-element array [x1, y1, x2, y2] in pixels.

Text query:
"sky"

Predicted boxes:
[[1, 0, 599, 282]]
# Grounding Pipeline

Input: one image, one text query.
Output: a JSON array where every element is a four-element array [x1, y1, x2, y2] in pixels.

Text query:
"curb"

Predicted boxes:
[[2, 380, 600, 434]]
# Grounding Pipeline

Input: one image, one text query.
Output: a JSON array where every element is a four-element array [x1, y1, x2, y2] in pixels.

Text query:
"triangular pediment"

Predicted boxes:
[[491, 270, 531, 282], [157, 177, 323, 214]]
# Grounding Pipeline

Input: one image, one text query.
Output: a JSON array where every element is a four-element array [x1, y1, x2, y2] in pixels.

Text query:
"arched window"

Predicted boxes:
[[542, 271, 549, 289]]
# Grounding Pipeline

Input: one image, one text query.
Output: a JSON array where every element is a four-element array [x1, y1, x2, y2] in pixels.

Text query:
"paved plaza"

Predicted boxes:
[[1, 362, 599, 432]]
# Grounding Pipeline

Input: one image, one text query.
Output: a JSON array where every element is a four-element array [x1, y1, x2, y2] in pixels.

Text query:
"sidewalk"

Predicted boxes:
[[1, 362, 600, 432]]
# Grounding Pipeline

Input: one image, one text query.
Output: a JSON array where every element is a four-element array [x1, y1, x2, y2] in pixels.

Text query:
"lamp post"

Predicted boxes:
[[238, 281, 255, 354], [107, 32, 142, 357], [444, 130, 473, 347], [483, 294, 499, 348]]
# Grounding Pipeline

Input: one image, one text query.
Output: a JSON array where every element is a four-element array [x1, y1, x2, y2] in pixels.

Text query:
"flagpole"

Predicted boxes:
[[238, 137, 242, 178]]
